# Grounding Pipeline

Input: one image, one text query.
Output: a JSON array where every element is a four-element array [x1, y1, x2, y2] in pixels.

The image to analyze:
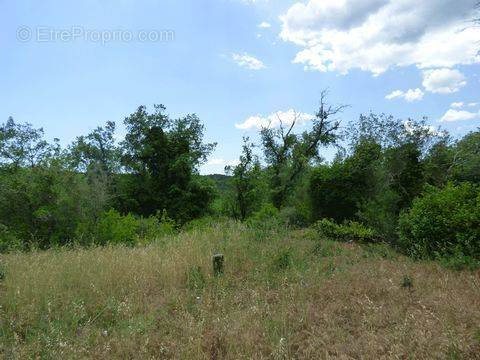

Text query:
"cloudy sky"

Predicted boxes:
[[1, 0, 479, 173]]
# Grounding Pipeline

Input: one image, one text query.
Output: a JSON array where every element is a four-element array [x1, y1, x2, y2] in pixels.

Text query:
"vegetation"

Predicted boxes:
[[0, 106, 216, 250], [399, 183, 480, 267], [0, 93, 479, 357], [225, 137, 263, 220], [1, 97, 478, 255]]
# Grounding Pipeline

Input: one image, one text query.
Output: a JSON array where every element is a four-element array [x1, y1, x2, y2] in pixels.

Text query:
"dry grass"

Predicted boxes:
[[0, 221, 479, 359]]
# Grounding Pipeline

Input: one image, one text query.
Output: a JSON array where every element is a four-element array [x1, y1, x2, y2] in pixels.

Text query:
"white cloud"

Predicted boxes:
[[404, 88, 424, 102], [226, 159, 241, 167], [235, 109, 314, 130], [440, 109, 480, 122], [258, 22, 272, 29], [385, 90, 404, 100], [201, 158, 241, 175], [451, 102, 464, 108], [206, 158, 240, 167], [280, 0, 480, 75], [240, 0, 269, 5], [207, 158, 227, 166], [468, 102, 478, 107], [232, 53, 266, 70], [422, 68, 467, 94], [385, 88, 424, 102]]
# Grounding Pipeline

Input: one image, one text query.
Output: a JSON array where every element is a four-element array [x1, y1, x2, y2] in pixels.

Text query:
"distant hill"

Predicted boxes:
[[204, 174, 232, 195]]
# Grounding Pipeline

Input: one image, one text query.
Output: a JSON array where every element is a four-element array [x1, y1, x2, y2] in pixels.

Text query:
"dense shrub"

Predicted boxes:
[[246, 204, 281, 229], [398, 183, 480, 261], [439, 249, 480, 271], [0, 224, 22, 253], [95, 210, 139, 246], [309, 140, 381, 223], [309, 163, 358, 222], [182, 216, 227, 232], [0, 166, 109, 249], [94, 209, 175, 246], [279, 206, 309, 227], [314, 218, 377, 243], [136, 210, 176, 243]]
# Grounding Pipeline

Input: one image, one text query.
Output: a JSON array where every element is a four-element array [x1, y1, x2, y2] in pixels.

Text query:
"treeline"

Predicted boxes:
[[0, 105, 216, 250], [221, 94, 479, 268], [0, 95, 479, 267]]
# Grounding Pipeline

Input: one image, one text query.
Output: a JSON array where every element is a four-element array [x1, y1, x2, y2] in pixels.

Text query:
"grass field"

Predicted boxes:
[[1, 221, 479, 359]]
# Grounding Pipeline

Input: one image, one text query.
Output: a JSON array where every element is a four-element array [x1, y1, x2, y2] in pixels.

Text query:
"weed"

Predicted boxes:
[[272, 250, 291, 271], [362, 243, 398, 260], [186, 266, 206, 292], [312, 240, 344, 258]]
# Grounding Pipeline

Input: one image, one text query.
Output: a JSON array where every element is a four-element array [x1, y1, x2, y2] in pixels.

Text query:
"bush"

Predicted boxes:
[[314, 218, 377, 243], [278, 206, 309, 227], [271, 249, 292, 271], [95, 210, 139, 246], [94, 209, 175, 246], [246, 204, 281, 229], [398, 183, 480, 261], [0, 224, 23, 253], [182, 216, 223, 232], [439, 250, 480, 271], [136, 210, 176, 243]]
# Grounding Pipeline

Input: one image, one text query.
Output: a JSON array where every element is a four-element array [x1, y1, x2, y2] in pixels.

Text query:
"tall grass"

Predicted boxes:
[[1, 221, 479, 358]]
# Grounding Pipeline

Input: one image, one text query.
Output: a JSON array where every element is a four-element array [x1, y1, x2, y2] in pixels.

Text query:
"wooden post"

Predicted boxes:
[[212, 254, 224, 276]]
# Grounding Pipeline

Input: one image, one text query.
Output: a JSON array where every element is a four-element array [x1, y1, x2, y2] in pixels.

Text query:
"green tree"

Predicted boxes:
[[309, 139, 381, 222], [341, 113, 447, 240], [120, 105, 216, 223], [0, 117, 57, 168], [423, 138, 455, 187], [68, 121, 120, 175], [67, 121, 120, 217], [0, 158, 107, 249], [225, 137, 263, 221], [450, 130, 480, 184], [0, 118, 111, 249]]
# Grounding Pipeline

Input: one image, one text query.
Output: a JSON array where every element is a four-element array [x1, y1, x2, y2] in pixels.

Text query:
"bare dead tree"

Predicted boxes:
[[260, 90, 347, 208]]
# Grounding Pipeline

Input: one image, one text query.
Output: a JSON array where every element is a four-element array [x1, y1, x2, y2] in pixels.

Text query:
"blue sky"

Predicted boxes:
[[1, 0, 479, 174]]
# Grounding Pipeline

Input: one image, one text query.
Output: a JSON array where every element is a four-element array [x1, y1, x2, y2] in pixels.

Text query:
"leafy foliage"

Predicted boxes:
[[119, 105, 216, 223], [93, 209, 175, 246], [0, 164, 107, 249], [68, 121, 120, 174], [0, 101, 479, 265], [398, 183, 480, 260], [0, 117, 57, 168], [309, 139, 381, 222], [314, 219, 377, 243], [0, 105, 214, 250], [225, 137, 264, 220], [246, 203, 281, 230]]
